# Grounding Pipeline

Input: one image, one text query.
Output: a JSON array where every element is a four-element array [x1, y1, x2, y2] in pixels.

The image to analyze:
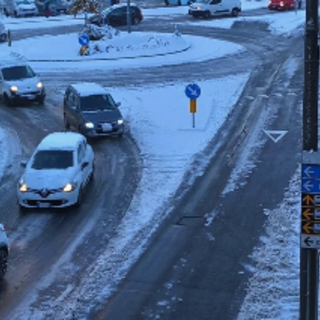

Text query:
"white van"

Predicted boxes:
[[189, 0, 241, 18], [0, 52, 46, 106]]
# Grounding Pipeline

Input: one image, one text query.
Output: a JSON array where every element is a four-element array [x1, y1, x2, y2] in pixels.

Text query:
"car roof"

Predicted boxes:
[[105, 3, 138, 11], [0, 52, 28, 68], [37, 132, 84, 151], [70, 82, 108, 97], [112, 3, 138, 8]]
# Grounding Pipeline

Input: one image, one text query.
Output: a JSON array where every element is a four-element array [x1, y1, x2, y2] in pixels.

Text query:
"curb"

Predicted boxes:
[[27, 44, 192, 62]]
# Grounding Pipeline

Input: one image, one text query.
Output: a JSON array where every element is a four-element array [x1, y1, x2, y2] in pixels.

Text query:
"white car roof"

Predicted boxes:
[[0, 52, 28, 68], [70, 82, 107, 97], [37, 132, 85, 151]]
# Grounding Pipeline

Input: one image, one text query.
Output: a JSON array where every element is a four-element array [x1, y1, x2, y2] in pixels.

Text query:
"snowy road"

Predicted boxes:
[[0, 7, 304, 320]]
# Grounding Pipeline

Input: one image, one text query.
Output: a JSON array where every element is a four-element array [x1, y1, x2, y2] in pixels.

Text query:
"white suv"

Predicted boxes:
[[0, 53, 46, 106], [0, 224, 9, 279], [17, 132, 95, 209]]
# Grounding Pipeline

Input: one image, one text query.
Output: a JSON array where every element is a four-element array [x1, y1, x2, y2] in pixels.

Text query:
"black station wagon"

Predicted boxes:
[[63, 83, 124, 138]]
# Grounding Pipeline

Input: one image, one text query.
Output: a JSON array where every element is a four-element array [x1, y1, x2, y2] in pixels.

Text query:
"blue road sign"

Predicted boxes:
[[185, 83, 201, 99], [79, 34, 90, 46], [301, 179, 320, 194], [302, 164, 320, 180]]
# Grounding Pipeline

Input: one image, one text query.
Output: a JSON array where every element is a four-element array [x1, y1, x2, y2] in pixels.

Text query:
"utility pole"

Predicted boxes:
[[300, 1, 319, 320], [126, 0, 131, 33]]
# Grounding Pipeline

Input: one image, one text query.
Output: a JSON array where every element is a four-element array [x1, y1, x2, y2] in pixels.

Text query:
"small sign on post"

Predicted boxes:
[[185, 83, 201, 128], [78, 34, 90, 56], [78, 34, 90, 46]]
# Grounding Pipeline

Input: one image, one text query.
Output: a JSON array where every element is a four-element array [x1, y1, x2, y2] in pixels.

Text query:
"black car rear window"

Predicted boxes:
[[80, 94, 117, 111], [31, 150, 74, 170]]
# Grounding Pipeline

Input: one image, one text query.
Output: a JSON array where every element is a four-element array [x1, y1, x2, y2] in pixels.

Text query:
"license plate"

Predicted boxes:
[[38, 202, 51, 208], [102, 123, 112, 132]]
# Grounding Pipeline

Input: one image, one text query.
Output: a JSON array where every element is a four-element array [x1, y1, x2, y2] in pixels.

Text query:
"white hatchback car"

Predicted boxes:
[[17, 132, 95, 209], [0, 53, 46, 106]]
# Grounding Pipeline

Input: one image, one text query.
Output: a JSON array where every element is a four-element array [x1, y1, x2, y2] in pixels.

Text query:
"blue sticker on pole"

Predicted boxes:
[[185, 83, 201, 99]]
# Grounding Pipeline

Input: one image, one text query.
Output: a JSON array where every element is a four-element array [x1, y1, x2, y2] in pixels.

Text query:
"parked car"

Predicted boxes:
[[88, 3, 143, 27], [189, 0, 241, 18], [36, 0, 69, 16], [0, 224, 9, 279], [0, 53, 46, 106], [63, 83, 124, 138], [0, 20, 8, 42], [17, 132, 95, 209], [165, 0, 195, 5], [4, 0, 39, 17], [268, 0, 298, 10]]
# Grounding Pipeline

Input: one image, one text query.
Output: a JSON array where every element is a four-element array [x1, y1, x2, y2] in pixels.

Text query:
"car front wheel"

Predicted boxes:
[[0, 249, 8, 278], [132, 17, 140, 25], [231, 8, 239, 17], [64, 116, 70, 131], [203, 10, 211, 19], [75, 186, 84, 207], [3, 93, 13, 106]]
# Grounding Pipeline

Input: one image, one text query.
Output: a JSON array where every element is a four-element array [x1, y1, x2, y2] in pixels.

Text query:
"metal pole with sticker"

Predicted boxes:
[[185, 83, 201, 129]]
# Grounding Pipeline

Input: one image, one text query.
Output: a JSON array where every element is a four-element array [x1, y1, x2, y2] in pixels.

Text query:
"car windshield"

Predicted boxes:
[[197, 0, 211, 3], [2, 65, 35, 81], [80, 94, 117, 112], [31, 150, 74, 170]]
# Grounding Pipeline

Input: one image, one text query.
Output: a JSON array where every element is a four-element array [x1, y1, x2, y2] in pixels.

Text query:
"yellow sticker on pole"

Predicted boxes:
[[190, 99, 197, 113]]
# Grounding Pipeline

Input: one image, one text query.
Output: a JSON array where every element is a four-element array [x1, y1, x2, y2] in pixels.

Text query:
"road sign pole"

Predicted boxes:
[[300, 1, 319, 319], [127, 0, 131, 33]]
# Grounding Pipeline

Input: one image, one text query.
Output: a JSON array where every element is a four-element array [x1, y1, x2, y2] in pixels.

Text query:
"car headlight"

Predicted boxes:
[[19, 182, 28, 192], [63, 182, 77, 192], [36, 82, 43, 89], [10, 86, 18, 92], [85, 122, 94, 129], [117, 119, 124, 125]]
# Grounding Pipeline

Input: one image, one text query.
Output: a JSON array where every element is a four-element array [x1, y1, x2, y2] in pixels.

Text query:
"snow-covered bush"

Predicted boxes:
[[80, 24, 120, 41]]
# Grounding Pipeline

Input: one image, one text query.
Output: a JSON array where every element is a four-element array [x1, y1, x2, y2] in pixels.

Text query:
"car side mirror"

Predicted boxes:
[[116, 102, 121, 107], [20, 160, 27, 167], [81, 162, 88, 170]]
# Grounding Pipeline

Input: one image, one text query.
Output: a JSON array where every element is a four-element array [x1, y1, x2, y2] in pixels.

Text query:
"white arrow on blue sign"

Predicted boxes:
[[301, 179, 320, 193], [302, 164, 320, 179], [185, 83, 201, 99], [79, 34, 90, 46]]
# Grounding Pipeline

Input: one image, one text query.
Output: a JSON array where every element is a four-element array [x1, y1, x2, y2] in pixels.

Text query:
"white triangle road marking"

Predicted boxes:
[[263, 130, 288, 143]]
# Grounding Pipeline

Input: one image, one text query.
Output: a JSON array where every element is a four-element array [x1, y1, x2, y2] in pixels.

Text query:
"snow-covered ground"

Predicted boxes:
[[0, 5, 307, 319], [183, 9, 305, 36], [0, 31, 245, 71], [0, 0, 269, 31]]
